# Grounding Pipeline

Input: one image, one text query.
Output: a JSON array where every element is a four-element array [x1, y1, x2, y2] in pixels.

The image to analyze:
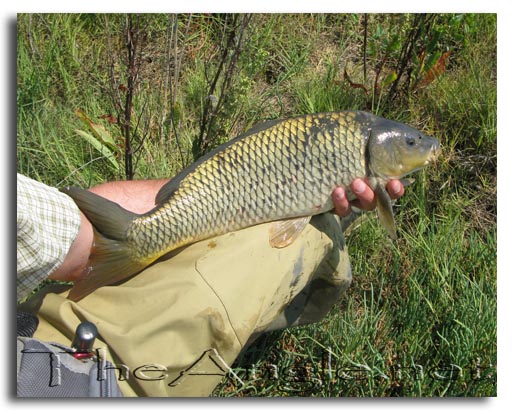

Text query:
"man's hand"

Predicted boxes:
[[332, 179, 405, 217]]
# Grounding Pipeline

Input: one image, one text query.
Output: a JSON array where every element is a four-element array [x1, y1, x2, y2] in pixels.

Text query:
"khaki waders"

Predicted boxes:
[[28, 213, 353, 397]]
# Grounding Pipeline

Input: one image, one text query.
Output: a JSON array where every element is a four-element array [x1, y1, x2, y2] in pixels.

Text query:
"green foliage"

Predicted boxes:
[[74, 109, 122, 172], [17, 13, 496, 397]]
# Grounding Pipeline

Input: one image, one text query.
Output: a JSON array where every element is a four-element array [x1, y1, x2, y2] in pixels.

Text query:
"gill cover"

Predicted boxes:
[[367, 117, 440, 180]]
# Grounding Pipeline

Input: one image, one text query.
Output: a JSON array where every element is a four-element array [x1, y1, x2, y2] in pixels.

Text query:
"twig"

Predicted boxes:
[[170, 14, 191, 168], [195, 14, 252, 159], [388, 14, 436, 101], [122, 14, 138, 180], [363, 14, 368, 83], [104, 15, 124, 119]]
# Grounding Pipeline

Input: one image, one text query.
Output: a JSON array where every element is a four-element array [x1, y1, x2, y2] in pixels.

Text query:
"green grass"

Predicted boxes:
[[17, 13, 496, 397]]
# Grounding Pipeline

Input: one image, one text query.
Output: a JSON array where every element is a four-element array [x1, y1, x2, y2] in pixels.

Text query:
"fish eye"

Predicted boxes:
[[406, 136, 416, 146]]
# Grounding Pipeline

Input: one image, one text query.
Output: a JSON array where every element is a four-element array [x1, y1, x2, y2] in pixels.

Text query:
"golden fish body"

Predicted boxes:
[[131, 111, 368, 260], [62, 111, 440, 300]]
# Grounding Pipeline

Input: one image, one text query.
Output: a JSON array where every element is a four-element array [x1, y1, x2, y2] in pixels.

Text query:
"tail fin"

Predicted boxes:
[[60, 187, 148, 301]]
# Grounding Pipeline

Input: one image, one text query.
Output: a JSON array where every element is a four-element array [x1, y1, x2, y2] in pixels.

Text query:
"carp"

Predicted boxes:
[[62, 111, 440, 301]]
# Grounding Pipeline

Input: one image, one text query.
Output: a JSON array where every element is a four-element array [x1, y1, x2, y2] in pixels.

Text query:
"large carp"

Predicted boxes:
[[62, 111, 440, 301]]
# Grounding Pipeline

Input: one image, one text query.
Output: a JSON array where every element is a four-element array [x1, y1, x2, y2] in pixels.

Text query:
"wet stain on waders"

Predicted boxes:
[[290, 247, 305, 288]]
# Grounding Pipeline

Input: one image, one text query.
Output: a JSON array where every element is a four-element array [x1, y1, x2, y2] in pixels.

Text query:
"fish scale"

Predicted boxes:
[[61, 110, 440, 301], [128, 111, 368, 262]]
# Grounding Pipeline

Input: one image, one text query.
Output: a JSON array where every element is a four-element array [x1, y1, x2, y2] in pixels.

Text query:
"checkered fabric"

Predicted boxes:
[[17, 174, 80, 300]]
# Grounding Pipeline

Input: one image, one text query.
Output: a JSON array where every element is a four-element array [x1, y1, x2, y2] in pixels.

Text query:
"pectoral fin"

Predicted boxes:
[[375, 184, 398, 240], [269, 216, 311, 248]]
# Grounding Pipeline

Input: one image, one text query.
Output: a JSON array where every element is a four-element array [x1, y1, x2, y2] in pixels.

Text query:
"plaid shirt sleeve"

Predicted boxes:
[[17, 174, 81, 301]]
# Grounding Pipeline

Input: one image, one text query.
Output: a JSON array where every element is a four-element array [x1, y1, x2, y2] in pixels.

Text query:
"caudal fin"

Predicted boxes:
[[60, 187, 148, 301]]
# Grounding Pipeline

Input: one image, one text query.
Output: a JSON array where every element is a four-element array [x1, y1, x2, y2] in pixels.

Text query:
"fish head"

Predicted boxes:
[[367, 117, 441, 179]]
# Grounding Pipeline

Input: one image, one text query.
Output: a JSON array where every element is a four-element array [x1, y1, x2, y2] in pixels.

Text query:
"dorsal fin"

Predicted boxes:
[[238, 118, 282, 137]]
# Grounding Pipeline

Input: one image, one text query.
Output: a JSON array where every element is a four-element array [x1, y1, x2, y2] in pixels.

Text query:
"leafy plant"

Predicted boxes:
[[74, 109, 122, 172]]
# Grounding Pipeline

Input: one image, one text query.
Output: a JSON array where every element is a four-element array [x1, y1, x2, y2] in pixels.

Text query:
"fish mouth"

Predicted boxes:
[[420, 143, 441, 167], [426, 142, 442, 164]]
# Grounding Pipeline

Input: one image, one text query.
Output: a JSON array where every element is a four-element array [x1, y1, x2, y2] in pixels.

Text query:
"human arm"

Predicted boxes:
[[48, 179, 168, 282]]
